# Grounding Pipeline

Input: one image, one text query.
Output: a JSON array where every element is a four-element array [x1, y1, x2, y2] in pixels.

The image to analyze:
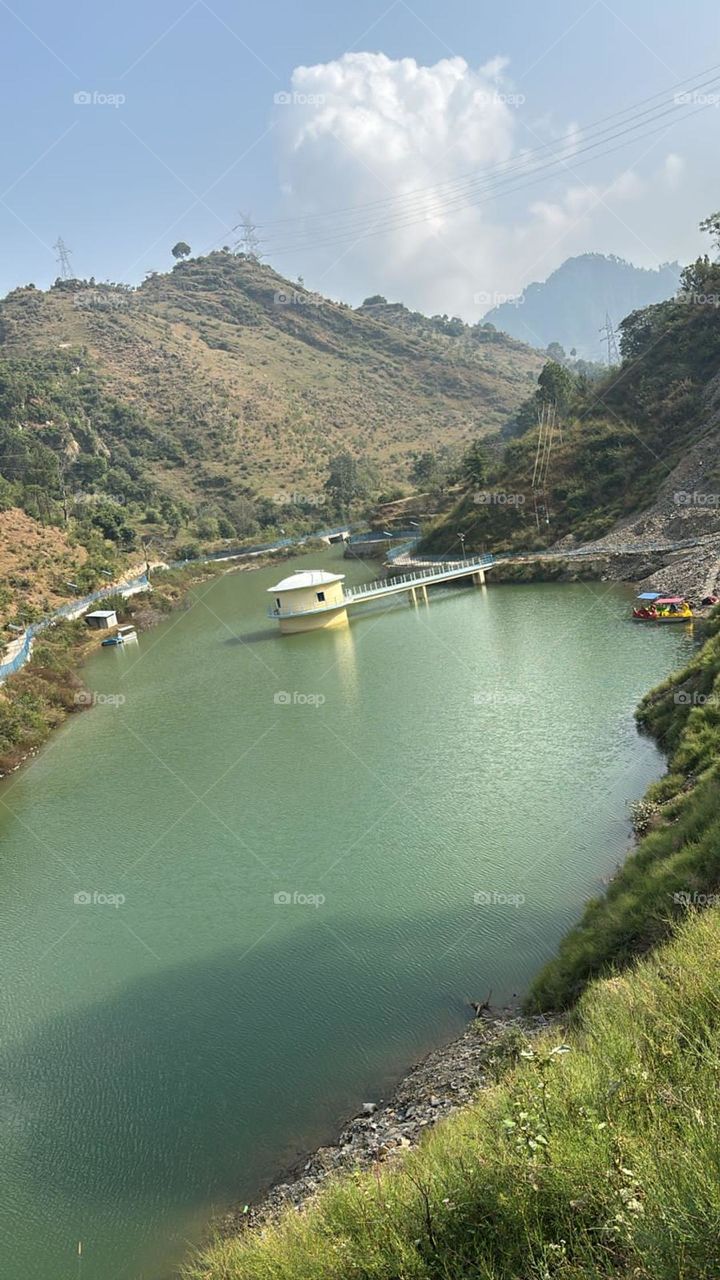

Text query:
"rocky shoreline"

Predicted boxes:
[[220, 1008, 561, 1235]]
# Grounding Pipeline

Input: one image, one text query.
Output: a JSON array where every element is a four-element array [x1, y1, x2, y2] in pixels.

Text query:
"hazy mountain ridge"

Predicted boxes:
[[485, 253, 682, 359]]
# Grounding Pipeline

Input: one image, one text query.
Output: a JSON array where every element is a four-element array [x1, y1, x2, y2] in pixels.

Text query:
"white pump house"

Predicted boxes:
[[267, 570, 348, 634]]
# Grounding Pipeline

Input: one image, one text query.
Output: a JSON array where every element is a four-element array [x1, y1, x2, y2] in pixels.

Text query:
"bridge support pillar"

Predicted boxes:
[[410, 586, 417, 606], [421, 584, 429, 605], [473, 569, 486, 586]]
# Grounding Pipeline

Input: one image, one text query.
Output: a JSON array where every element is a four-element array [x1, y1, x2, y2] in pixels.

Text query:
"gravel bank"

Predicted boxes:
[[219, 1010, 559, 1235]]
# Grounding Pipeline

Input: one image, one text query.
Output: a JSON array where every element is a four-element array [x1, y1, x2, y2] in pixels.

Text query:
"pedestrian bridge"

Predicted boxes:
[[343, 555, 493, 607]]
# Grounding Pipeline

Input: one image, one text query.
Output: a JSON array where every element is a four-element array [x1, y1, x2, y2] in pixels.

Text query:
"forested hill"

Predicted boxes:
[[485, 253, 681, 359]]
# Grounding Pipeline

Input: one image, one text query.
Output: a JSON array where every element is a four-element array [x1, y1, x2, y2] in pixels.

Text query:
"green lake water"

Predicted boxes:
[[0, 551, 694, 1278]]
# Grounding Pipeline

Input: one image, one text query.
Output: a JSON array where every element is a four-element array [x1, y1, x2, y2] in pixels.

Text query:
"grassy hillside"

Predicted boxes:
[[0, 254, 541, 521], [186, 613, 720, 1280], [0, 254, 541, 632]]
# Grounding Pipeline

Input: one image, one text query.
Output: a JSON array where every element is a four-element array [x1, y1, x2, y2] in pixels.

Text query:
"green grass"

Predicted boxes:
[[186, 908, 720, 1280], [184, 614, 720, 1280]]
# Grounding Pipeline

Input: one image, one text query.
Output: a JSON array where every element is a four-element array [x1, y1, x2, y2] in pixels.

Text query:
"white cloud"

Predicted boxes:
[[661, 153, 685, 188], [268, 53, 692, 318]]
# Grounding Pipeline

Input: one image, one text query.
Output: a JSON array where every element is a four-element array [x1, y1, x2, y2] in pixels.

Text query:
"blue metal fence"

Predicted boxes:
[[0, 574, 150, 684]]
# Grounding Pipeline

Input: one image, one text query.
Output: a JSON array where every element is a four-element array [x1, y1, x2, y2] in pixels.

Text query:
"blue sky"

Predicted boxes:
[[1, 0, 718, 313]]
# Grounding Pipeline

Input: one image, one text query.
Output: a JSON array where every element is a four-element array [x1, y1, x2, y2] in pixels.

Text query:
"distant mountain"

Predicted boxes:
[[485, 253, 682, 360]]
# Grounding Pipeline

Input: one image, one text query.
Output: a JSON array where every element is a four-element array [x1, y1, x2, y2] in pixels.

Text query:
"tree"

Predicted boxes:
[[699, 210, 720, 254], [324, 451, 372, 512], [503, 396, 537, 439], [226, 495, 258, 537], [410, 451, 439, 488], [536, 361, 573, 414], [462, 439, 489, 488], [546, 342, 566, 362], [362, 295, 387, 306], [410, 449, 456, 496], [171, 242, 191, 260]]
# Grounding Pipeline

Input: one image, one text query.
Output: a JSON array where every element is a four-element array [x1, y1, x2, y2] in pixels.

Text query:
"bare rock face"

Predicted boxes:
[[575, 373, 720, 600]]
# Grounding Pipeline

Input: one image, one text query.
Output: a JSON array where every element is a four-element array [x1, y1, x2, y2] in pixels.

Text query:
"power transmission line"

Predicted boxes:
[[531, 402, 558, 529], [259, 95, 716, 257], [241, 69, 720, 259], [253, 60, 720, 235], [234, 211, 263, 260]]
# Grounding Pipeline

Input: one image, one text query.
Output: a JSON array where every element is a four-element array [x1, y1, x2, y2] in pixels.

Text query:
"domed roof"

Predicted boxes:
[[268, 570, 345, 593]]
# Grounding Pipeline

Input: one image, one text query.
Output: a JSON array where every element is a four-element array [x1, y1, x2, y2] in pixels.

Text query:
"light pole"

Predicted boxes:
[[458, 532, 466, 561]]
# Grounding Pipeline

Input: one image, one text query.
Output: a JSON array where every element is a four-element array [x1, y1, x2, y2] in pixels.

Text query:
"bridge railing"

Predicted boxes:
[[344, 556, 494, 599]]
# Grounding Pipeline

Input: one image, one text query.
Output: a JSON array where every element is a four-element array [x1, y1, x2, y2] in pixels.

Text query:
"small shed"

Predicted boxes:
[[85, 609, 118, 630]]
